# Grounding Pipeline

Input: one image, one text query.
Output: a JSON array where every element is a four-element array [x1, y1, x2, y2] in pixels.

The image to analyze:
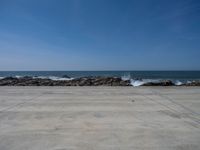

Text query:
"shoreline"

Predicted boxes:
[[0, 76, 200, 86]]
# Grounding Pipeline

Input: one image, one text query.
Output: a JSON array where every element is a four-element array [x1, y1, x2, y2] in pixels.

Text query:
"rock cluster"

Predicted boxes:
[[0, 76, 200, 86], [142, 80, 200, 86], [0, 76, 131, 86], [142, 80, 174, 86], [184, 81, 200, 86]]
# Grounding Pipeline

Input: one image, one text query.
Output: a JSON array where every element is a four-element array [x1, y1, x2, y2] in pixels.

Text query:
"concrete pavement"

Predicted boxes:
[[0, 86, 200, 150]]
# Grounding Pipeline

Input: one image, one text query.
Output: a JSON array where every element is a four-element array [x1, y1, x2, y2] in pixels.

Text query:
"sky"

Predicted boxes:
[[0, 0, 200, 71]]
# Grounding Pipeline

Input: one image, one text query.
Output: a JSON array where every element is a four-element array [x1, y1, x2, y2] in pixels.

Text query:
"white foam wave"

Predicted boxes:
[[130, 79, 145, 86], [174, 80, 183, 86], [33, 76, 74, 81], [130, 79, 161, 87], [0, 77, 5, 80], [15, 75, 23, 78], [121, 73, 131, 81], [12, 75, 74, 81], [33, 76, 47, 79], [48, 76, 74, 81]]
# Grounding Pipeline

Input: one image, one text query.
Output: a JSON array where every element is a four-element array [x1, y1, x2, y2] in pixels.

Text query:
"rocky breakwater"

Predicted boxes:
[[1, 76, 200, 86], [0, 76, 131, 86], [184, 80, 200, 86], [142, 80, 174, 86], [138, 80, 200, 86]]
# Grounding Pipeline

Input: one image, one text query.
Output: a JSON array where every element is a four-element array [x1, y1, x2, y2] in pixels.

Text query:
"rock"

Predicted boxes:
[[3, 77, 18, 80], [0, 76, 199, 86], [120, 80, 131, 86], [185, 80, 200, 86], [143, 80, 174, 86], [22, 76, 33, 79]]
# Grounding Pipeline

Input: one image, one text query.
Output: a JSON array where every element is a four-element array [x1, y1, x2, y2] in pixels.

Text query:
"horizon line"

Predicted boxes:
[[0, 70, 200, 72]]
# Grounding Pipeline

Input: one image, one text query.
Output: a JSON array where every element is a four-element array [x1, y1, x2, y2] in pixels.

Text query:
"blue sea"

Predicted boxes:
[[0, 71, 200, 86]]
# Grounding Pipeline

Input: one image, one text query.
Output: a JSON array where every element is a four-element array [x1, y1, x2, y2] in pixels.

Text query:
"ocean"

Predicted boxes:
[[0, 71, 200, 86]]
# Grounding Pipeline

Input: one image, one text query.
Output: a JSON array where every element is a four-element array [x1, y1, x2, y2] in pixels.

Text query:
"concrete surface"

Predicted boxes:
[[0, 86, 200, 150]]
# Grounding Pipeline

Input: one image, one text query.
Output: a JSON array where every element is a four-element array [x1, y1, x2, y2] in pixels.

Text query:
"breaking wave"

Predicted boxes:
[[121, 73, 131, 81], [0, 77, 5, 80], [121, 74, 198, 86], [174, 80, 183, 86], [13, 76, 74, 81], [130, 79, 162, 87], [47, 76, 74, 81]]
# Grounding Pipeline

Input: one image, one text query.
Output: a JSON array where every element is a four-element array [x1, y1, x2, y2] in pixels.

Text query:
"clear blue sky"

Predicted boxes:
[[0, 0, 200, 71]]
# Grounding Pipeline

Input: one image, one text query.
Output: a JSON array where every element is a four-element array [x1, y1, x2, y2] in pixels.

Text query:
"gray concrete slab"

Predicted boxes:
[[0, 86, 200, 150]]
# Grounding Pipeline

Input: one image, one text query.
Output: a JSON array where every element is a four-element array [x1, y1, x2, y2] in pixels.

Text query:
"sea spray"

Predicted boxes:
[[121, 73, 131, 81]]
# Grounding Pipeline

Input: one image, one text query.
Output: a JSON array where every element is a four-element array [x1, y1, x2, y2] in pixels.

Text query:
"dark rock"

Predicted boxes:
[[22, 76, 33, 79], [143, 80, 174, 86], [1, 76, 199, 86], [3, 77, 18, 80], [120, 80, 131, 86], [185, 80, 200, 86]]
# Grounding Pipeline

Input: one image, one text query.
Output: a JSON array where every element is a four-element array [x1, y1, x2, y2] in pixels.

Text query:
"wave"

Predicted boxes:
[[130, 79, 144, 86], [130, 79, 162, 87], [13, 75, 74, 81], [32, 76, 74, 81], [0, 77, 5, 80], [174, 80, 183, 86], [46, 76, 74, 81], [121, 73, 131, 81], [122, 73, 167, 86], [121, 73, 198, 86]]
